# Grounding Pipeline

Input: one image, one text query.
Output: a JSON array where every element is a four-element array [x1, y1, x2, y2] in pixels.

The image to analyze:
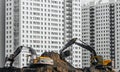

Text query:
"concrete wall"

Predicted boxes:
[[0, 0, 5, 67]]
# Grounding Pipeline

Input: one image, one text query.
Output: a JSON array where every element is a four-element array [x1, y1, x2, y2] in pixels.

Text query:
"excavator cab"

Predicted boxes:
[[103, 60, 112, 66], [90, 55, 103, 65], [90, 55, 112, 67]]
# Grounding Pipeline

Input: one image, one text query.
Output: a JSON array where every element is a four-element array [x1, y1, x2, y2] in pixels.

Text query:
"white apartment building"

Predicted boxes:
[[5, 0, 81, 68], [82, 0, 120, 70], [0, 0, 5, 68]]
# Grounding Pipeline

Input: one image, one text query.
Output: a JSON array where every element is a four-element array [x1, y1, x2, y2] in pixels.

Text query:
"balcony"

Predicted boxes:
[[90, 25, 94, 28], [90, 40, 95, 42], [90, 19, 94, 21], [67, 0, 72, 3], [90, 12, 94, 14], [90, 43, 95, 46], [90, 15, 94, 18], [67, 31, 72, 34], [90, 36, 95, 39], [110, 13, 114, 15], [66, 17, 72, 20], [90, 29, 95, 32], [67, 8, 72, 11], [66, 4, 72, 7], [67, 21, 72, 24], [90, 22, 94, 25], [90, 32, 95, 35], [90, 7, 94, 11], [66, 12, 72, 16], [67, 26, 72, 29]]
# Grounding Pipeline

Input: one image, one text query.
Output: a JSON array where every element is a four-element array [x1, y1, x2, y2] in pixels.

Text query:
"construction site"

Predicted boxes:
[[0, 38, 116, 72]]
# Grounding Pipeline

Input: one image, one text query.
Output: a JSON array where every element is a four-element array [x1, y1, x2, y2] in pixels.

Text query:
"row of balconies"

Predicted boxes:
[[90, 5, 95, 47]]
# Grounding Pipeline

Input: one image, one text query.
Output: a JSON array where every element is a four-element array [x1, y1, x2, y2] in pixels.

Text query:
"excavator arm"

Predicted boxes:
[[60, 38, 77, 59], [60, 38, 99, 64], [4, 46, 24, 67], [4, 46, 37, 67]]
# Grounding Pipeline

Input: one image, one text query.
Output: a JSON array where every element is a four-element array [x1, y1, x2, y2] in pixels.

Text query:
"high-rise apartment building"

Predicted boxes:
[[82, 0, 120, 70], [5, 0, 81, 68], [0, 0, 5, 67]]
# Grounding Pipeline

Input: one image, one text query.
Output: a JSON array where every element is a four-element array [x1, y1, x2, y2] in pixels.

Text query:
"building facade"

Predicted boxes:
[[82, 0, 120, 70], [0, 0, 5, 68], [5, 0, 81, 68]]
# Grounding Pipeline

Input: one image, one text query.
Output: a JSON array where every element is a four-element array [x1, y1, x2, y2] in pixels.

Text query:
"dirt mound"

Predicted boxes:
[[33, 51, 83, 72], [0, 51, 115, 72], [33, 51, 115, 72]]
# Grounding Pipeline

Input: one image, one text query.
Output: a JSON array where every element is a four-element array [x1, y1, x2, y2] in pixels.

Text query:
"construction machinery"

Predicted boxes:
[[3, 38, 115, 72], [60, 38, 113, 72], [4, 46, 54, 68], [4, 39, 76, 68]]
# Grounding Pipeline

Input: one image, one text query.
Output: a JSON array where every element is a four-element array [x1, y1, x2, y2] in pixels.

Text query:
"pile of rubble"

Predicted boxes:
[[39, 51, 83, 72]]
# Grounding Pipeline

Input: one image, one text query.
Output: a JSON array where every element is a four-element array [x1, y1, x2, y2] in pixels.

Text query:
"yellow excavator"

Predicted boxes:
[[60, 38, 113, 71], [4, 46, 54, 68]]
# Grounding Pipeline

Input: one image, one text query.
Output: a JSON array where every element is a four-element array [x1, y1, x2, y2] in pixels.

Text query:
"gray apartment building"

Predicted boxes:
[[82, 0, 120, 70], [5, 0, 82, 68]]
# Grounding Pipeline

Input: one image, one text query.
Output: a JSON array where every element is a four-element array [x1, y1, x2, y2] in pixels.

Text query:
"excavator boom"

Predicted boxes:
[[4, 46, 37, 67], [74, 42, 98, 62], [13, 46, 24, 59]]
